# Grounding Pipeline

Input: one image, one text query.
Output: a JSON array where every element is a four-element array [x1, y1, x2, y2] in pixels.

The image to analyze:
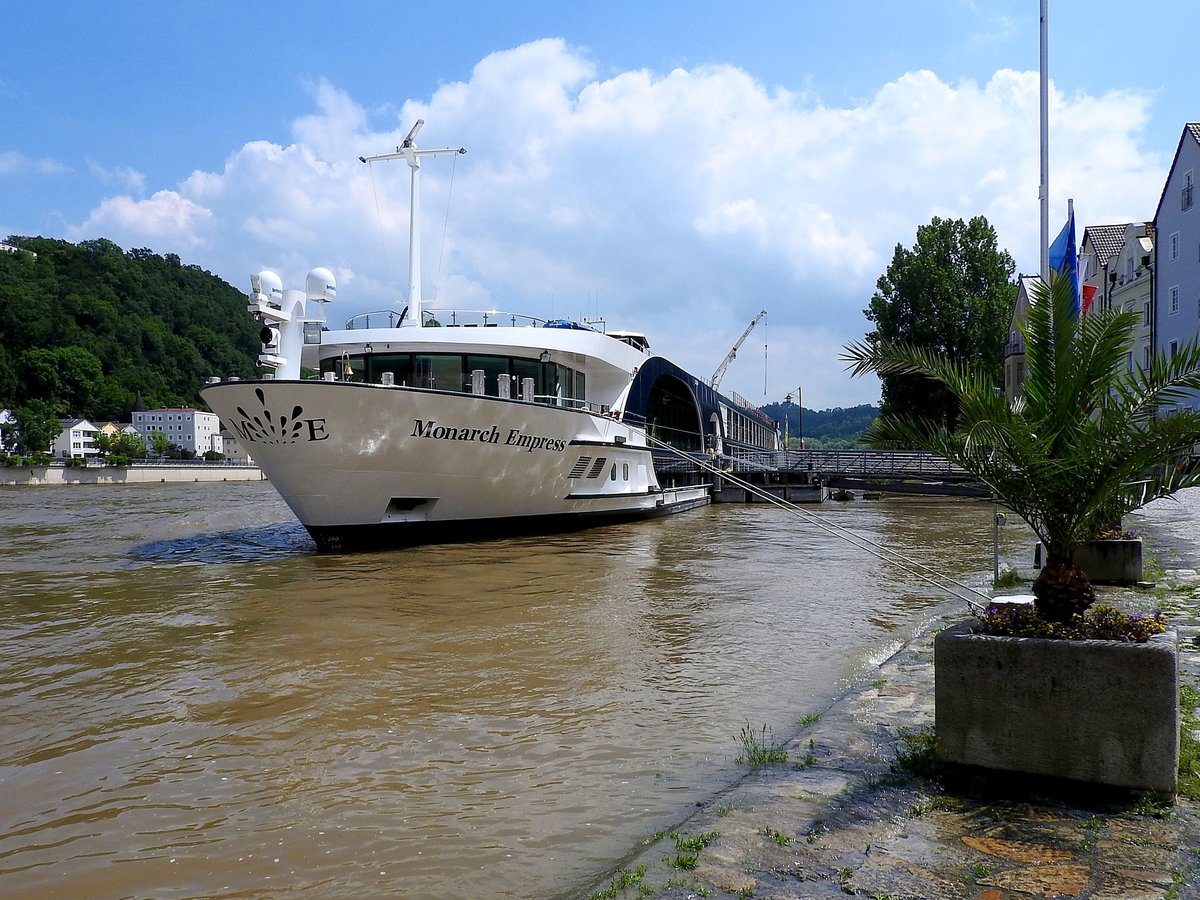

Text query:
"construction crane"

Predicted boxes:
[[711, 309, 766, 391]]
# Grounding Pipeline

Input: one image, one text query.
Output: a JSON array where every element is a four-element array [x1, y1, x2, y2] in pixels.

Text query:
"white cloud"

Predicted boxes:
[[70, 190, 214, 250], [0, 150, 69, 175], [86, 159, 146, 194], [66, 39, 1166, 408]]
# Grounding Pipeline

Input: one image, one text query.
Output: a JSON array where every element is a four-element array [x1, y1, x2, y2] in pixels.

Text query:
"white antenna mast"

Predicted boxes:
[[360, 120, 466, 327]]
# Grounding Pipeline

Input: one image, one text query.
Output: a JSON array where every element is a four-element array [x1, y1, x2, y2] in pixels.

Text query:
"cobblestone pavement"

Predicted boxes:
[[581, 558, 1200, 900]]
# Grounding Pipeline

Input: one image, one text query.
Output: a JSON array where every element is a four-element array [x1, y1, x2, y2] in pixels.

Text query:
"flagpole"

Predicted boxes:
[[1039, 0, 1050, 281]]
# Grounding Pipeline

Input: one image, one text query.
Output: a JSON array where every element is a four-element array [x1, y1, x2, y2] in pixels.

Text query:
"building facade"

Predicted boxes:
[[1079, 223, 1129, 316], [1153, 123, 1200, 411], [133, 408, 223, 455], [1003, 275, 1040, 404], [0, 409, 15, 453], [52, 419, 99, 459], [1107, 223, 1155, 375]]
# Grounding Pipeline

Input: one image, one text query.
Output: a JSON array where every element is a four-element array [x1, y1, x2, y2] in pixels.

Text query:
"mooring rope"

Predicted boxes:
[[644, 434, 992, 613]]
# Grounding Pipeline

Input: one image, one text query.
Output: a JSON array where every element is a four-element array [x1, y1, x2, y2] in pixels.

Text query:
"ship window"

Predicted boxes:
[[321, 354, 367, 381], [646, 374, 701, 451], [466, 355, 511, 396], [622, 463, 629, 480], [368, 353, 414, 386], [575, 370, 586, 403], [611, 464, 617, 481], [414, 354, 464, 391], [512, 357, 542, 397], [556, 364, 572, 405]]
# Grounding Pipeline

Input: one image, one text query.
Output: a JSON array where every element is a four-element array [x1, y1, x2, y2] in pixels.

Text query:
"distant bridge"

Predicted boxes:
[[716, 449, 987, 498], [650, 446, 987, 498], [753, 449, 974, 482]]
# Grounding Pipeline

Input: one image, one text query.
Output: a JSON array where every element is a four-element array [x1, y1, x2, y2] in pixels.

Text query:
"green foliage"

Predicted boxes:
[[1179, 684, 1200, 801], [670, 831, 718, 870], [979, 603, 1167, 642], [587, 865, 648, 900], [759, 402, 879, 448], [862, 216, 1016, 429], [9, 399, 65, 454], [150, 430, 171, 456], [844, 273, 1200, 618], [735, 722, 789, 767], [0, 236, 260, 420], [892, 727, 941, 779], [992, 566, 1023, 589]]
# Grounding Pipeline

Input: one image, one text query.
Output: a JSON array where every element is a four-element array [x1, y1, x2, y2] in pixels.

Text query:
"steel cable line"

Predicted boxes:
[[643, 433, 993, 612]]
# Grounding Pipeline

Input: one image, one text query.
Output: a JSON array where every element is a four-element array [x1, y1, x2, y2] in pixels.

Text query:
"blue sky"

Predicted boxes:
[[3, 0, 1196, 408]]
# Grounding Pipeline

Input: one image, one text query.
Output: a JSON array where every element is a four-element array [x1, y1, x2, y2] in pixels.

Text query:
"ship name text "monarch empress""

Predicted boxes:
[[410, 419, 568, 453]]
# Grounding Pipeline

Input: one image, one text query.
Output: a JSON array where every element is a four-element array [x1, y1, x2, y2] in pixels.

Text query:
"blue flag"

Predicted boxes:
[[1048, 207, 1079, 318]]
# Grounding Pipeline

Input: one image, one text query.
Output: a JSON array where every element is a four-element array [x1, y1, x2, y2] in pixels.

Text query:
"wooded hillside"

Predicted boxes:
[[759, 402, 879, 448], [0, 237, 259, 420]]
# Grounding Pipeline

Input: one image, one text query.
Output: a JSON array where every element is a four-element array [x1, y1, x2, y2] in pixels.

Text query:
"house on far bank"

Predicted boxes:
[[1153, 122, 1200, 413], [0, 409, 15, 453], [132, 408, 223, 455], [53, 418, 100, 460], [219, 429, 253, 464], [94, 420, 141, 439]]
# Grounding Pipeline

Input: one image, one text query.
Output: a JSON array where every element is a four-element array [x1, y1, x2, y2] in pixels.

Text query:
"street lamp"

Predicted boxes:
[[783, 386, 803, 450]]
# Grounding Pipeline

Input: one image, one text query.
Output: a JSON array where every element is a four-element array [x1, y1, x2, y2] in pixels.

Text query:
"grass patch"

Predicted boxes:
[[669, 831, 719, 870], [735, 722, 789, 768], [1179, 683, 1200, 801], [797, 712, 821, 727], [892, 727, 941, 780], [759, 825, 791, 845], [792, 751, 817, 770], [588, 864, 648, 900], [992, 566, 1023, 589], [909, 794, 956, 816], [1130, 794, 1172, 819]]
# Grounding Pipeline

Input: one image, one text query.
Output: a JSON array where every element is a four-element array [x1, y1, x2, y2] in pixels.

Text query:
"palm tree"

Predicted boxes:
[[842, 274, 1200, 621]]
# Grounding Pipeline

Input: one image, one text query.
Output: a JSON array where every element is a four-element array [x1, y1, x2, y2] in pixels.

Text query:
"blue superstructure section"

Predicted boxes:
[[621, 356, 778, 456]]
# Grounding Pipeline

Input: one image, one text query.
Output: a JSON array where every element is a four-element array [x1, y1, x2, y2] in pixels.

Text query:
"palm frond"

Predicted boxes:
[[843, 269, 1200, 564]]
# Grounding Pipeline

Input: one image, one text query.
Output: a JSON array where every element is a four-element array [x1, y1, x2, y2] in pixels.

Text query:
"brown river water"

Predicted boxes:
[[0, 481, 1099, 898]]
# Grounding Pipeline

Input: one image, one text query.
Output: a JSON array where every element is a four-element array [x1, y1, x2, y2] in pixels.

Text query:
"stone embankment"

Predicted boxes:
[[1, 463, 265, 486], [584, 554, 1200, 898]]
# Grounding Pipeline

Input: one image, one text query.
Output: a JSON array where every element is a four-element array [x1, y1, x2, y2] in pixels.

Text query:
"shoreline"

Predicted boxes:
[[580, 538, 1200, 898], [1, 463, 265, 486]]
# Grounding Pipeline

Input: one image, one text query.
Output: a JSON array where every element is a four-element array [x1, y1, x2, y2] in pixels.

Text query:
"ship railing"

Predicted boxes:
[[532, 395, 613, 415], [344, 309, 549, 329]]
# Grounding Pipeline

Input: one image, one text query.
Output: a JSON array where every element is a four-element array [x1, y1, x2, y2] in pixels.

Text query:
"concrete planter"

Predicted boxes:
[[935, 620, 1178, 793], [1034, 538, 1144, 584]]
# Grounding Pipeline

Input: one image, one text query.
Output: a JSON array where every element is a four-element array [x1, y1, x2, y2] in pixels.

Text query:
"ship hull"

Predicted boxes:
[[201, 379, 710, 551]]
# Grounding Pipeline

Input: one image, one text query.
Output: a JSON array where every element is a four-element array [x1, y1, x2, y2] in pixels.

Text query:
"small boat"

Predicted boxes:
[[201, 123, 781, 551]]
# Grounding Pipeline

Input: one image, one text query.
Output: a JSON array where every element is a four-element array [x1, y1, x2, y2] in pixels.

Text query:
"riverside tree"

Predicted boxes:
[[6, 400, 64, 456], [844, 274, 1200, 622], [864, 216, 1016, 429]]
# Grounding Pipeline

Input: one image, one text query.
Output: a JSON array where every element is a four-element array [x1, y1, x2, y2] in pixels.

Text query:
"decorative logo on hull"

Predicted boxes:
[[230, 388, 329, 444]]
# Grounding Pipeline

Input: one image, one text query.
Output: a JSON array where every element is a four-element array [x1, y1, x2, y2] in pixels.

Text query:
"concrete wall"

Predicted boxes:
[[0, 464, 265, 486]]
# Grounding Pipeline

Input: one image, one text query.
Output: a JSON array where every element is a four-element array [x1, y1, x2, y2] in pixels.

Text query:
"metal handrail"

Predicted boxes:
[[343, 309, 548, 329]]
